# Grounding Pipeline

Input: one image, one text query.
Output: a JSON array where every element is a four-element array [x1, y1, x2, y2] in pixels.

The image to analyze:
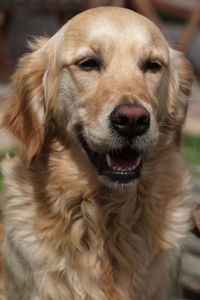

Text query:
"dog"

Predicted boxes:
[[0, 6, 193, 300]]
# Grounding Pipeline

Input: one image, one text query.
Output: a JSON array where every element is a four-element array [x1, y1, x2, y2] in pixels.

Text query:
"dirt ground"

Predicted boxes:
[[185, 81, 200, 134]]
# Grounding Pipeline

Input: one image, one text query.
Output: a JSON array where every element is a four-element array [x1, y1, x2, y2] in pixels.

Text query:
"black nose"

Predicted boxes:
[[110, 104, 150, 138]]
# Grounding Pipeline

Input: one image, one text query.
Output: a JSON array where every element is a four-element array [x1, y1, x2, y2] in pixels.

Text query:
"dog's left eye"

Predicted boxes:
[[143, 60, 162, 73], [78, 58, 101, 71]]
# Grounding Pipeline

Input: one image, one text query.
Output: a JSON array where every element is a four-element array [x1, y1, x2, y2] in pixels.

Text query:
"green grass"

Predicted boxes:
[[183, 134, 200, 166], [0, 148, 17, 193], [183, 134, 200, 178], [0, 134, 199, 193]]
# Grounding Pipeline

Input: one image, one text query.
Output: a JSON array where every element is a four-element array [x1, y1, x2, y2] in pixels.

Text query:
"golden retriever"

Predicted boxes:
[[0, 6, 193, 300]]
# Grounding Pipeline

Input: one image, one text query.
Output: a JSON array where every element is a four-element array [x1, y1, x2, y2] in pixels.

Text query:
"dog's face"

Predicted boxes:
[[3, 7, 193, 187]]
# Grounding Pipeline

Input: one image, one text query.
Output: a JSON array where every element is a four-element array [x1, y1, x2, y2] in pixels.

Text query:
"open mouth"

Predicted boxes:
[[79, 134, 142, 184]]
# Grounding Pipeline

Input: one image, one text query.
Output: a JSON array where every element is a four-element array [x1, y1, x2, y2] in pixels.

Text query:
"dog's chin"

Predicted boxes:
[[79, 134, 142, 187]]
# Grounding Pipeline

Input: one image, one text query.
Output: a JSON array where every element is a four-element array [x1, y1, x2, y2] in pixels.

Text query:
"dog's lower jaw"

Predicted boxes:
[[78, 133, 143, 187]]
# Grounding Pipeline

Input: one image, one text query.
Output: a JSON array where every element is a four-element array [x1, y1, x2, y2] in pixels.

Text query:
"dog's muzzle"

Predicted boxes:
[[78, 104, 150, 185]]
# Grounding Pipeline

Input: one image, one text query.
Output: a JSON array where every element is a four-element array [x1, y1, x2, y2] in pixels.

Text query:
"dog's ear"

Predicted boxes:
[[3, 37, 53, 165], [168, 49, 193, 145]]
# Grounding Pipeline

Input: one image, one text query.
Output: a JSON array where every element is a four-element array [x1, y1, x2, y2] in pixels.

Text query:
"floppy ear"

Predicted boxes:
[[168, 49, 193, 145], [3, 38, 51, 165]]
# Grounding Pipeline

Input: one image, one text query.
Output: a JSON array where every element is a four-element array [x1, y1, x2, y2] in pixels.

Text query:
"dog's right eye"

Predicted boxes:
[[78, 58, 101, 71]]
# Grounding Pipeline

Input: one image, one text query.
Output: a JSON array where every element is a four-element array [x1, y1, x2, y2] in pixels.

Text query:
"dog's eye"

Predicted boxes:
[[78, 58, 100, 71], [143, 60, 162, 73]]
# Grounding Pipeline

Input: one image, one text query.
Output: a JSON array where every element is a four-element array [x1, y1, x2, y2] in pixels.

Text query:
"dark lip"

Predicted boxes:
[[79, 133, 142, 184]]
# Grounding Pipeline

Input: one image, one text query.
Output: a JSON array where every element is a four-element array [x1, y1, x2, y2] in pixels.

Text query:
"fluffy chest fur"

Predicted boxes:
[[1, 148, 191, 300]]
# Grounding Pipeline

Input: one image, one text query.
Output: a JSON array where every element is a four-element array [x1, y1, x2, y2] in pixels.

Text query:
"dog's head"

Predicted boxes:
[[3, 7, 193, 187]]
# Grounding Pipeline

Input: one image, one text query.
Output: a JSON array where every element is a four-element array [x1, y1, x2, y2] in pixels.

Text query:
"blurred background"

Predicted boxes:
[[0, 0, 200, 299]]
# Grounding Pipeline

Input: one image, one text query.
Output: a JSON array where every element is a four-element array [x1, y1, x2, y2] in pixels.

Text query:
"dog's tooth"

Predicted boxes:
[[128, 167, 135, 171], [136, 156, 142, 167], [106, 153, 111, 168]]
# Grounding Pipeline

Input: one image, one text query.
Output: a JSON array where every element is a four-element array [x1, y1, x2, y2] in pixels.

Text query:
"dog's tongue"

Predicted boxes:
[[106, 150, 139, 169]]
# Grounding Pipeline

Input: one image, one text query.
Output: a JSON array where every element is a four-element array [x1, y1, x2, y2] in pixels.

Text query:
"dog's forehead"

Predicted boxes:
[[55, 7, 168, 64]]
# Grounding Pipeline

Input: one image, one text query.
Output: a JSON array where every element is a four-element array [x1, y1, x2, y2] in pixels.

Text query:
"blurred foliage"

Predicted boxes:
[[0, 148, 17, 193], [183, 134, 200, 178]]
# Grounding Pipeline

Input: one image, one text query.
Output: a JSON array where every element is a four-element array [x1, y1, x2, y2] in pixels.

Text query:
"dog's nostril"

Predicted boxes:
[[110, 104, 150, 137], [114, 114, 129, 126], [137, 115, 150, 127]]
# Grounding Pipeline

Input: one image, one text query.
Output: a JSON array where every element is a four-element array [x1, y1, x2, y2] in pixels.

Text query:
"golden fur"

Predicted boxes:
[[0, 7, 193, 300]]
